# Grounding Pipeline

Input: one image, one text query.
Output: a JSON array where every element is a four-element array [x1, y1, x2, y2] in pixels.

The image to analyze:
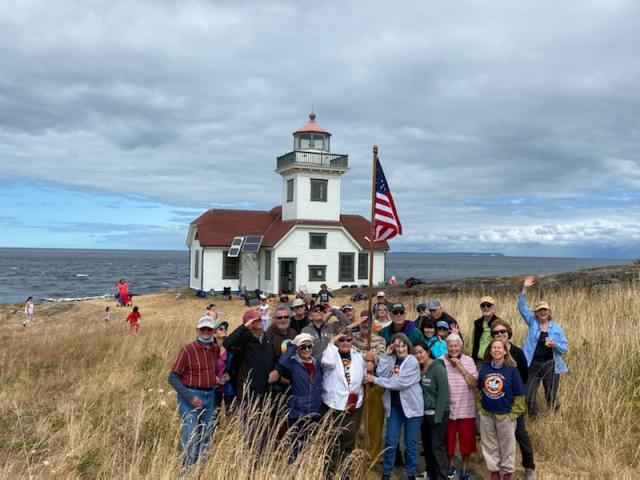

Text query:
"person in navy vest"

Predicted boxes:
[[168, 316, 219, 468], [278, 332, 323, 460]]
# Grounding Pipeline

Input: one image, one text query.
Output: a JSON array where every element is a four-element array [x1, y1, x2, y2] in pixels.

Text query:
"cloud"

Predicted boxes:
[[0, 0, 639, 256]]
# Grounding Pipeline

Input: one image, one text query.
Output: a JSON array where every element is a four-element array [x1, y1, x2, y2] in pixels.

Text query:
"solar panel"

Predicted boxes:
[[242, 235, 263, 253], [228, 236, 244, 257], [231, 236, 244, 247], [227, 247, 241, 257]]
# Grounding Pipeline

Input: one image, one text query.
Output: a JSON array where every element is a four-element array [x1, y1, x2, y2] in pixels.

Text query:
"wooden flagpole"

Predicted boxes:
[[363, 144, 378, 454]]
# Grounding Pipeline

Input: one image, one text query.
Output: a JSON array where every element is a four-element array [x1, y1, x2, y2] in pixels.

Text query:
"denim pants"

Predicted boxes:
[[382, 406, 421, 476], [178, 388, 216, 467]]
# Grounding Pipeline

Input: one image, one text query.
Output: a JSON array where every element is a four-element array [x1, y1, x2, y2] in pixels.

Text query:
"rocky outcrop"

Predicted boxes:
[[338, 264, 639, 298]]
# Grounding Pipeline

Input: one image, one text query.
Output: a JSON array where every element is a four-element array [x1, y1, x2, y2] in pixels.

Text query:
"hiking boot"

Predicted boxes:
[[526, 468, 537, 480], [459, 469, 470, 480], [490, 472, 500, 480], [447, 465, 456, 479]]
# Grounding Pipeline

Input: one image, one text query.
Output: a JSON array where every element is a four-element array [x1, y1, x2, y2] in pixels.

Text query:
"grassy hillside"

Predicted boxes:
[[1, 285, 638, 479]]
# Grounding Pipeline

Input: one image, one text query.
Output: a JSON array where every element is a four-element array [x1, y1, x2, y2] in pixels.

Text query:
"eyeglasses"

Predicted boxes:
[[276, 315, 289, 320], [492, 329, 508, 336], [199, 327, 213, 332], [480, 303, 493, 309], [298, 344, 313, 351], [338, 338, 353, 343], [392, 311, 405, 315]]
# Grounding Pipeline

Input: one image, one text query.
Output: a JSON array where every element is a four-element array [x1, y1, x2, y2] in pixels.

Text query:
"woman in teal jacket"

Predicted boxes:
[[518, 276, 568, 417]]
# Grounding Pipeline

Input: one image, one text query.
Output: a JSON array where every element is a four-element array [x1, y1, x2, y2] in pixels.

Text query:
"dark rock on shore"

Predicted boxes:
[[338, 264, 640, 298]]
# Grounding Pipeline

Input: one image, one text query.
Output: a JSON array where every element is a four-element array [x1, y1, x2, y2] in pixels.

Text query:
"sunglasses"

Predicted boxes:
[[492, 329, 508, 336], [392, 311, 405, 315], [276, 315, 289, 320], [417, 307, 426, 312], [298, 344, 313, 351], [480, 303, 493, 309], [338, 338, 353, 343], [199, 327, 213, 332]]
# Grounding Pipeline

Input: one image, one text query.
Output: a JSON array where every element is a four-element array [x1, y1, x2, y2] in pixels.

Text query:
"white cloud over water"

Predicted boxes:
[[0, 1, 639, 256]]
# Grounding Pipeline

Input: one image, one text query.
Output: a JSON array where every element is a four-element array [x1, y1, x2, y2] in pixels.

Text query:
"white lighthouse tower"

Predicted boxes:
[[276, 113, 349, 222]]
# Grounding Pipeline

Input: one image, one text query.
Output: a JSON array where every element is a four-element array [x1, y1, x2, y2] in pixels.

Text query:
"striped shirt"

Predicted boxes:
[[440, 354, 478, 419], [171, 341, 218, 389]]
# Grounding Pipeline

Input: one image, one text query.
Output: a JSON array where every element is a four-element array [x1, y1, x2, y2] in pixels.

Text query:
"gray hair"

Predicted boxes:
[[273, 303, 290, 319], [445, 333, 464, 346], [390, 332, 414, 353]]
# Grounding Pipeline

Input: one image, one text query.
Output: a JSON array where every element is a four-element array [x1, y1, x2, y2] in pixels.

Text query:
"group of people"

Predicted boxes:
[[168, 276, 568, 480]]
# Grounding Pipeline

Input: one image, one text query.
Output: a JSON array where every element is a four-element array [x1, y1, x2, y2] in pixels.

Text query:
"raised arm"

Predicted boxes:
[[518, 276, 537, 327]]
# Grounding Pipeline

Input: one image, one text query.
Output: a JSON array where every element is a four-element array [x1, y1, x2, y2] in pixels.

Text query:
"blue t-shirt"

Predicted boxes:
[[477, 362, 525, 415], [390, 357, 404, 409]]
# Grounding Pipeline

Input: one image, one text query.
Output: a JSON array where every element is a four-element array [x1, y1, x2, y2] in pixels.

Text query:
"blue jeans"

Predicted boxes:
[[382, 406, 421, 476], [178, 389, 216, 467]]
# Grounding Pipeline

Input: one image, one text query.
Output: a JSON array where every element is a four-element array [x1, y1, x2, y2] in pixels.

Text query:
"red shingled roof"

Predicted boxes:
[[293, 112, 331, 136], [191, 206, 388, 250]]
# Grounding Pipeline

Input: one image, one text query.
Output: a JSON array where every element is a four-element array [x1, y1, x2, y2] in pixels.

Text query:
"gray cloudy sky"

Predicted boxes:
[[0, 1, 639, 257]]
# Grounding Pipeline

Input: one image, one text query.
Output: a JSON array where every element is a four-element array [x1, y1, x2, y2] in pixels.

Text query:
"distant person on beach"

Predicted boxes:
[[321, 328, 366, 474], [441, 333, 478, 480], [414, 341, 450, 480], [258, 295, 270, 329], [365, 332, 423, 480], [126, 306, 141, 334], [519, 276, 568, 417], [491, 319, 537, 480], [289, 298, 309, 333], [116, 279, 130, 307], [471, 296, 500, 364], [477, 339, 526, 480], [168, 316, 219, 468], [316, 283, 334, 304], [23, 296, 34, 327], [104, 306, 111, 322], [301, 303, 348, 359], [223, 309, 280, 400], [378, 303, 425, 347]]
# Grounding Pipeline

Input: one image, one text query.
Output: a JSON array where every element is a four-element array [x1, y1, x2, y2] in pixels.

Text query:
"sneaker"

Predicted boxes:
[[459, 469, 470, 480], [526, 468, 537, 480], [447, 465, 456, 479]]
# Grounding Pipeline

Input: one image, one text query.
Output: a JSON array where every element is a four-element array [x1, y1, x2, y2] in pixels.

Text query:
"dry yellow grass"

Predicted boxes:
[[0, 285, 639, 479]]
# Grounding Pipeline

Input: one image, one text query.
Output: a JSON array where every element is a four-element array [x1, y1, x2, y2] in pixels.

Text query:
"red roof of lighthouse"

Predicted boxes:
[[293, 112, 331, 136]]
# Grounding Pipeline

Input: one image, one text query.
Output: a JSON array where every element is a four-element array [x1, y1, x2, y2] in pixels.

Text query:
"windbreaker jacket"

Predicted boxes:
[[321, 344, 365, 411], [518, 294, 568, 374], [373, 354, 424, 419], [278, 343, 323, 421]]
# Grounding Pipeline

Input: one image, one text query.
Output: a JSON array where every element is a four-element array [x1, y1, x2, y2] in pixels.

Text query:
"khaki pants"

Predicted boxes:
[[479, 412, 517, 474]]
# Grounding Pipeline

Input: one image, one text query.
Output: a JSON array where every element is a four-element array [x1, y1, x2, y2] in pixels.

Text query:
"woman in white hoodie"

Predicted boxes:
[[365, 332, 423, 480], [321, 328, 366, 473]]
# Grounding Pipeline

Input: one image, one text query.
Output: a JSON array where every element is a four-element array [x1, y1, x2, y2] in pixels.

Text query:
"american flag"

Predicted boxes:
[[374, 158, 402, 242]]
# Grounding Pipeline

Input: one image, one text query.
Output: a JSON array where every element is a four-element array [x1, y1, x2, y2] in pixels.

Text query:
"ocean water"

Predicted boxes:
[[0, 248, 632, 304]]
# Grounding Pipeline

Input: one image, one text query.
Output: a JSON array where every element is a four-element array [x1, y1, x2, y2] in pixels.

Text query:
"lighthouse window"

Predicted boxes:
[[287, 179, 294, 202], [310, 178, 328, 202], [309, 233, 327, 249], [312, 134, 325, 150], [299, 134, 312, 149]]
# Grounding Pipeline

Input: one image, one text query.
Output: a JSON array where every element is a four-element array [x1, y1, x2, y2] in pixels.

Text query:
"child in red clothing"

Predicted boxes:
[[126, 306, 141, 334]]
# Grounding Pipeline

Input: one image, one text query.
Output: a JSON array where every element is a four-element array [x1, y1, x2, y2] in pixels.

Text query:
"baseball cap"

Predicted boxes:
[[376, 291, 386, 297], [426, 299, 441, 310], [480, 296, 496, 305], [293, 333, 314, 346], [533, 301, 550, 311], [212, 320, 229, 330], [436, 320, 449, 329], [416, 303, 427, 310], [340, 303, 354, 311], [291, 298, 305, 308], [242, 309, 262, 324], [391, 303, 405, 313], [197, 316, 215, 329], [359, 310, 369, 318]]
